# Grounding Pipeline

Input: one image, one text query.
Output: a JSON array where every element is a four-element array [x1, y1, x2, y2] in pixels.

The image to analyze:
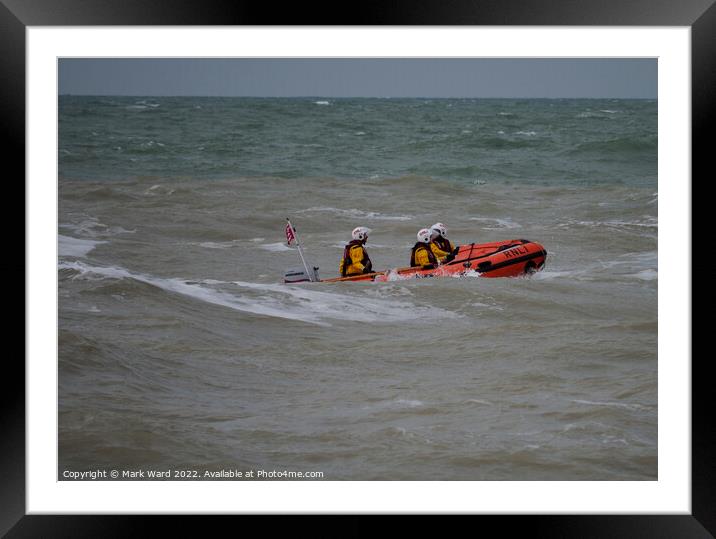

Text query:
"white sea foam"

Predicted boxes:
[[620, 251, 658, 265], [576, 111, 616, 119], [144, 184, 175, 196], [393, 399, 424, 408], [632, 269, 658, 281], [531, 269, 585, 281], [259, 242, 294, 252], [112, 226, 136, 235], [536, 249, 657, 282], [515, 131, 537, 136], [61, 217, 104, 236], [468, 217, 522, 229], [198, 241, 241, 249], [58, 235, 106, 257], [297, 207, 412, 221], [572, 399, 653, 412], [557, 218, 657, 233], [464, 399, 493, 406], [314, 101, 331, 105], [232, 280, 459, 324], [57, 261, 458, 326], [59, 261, 326, 325], [61, 218, 136, 238], [592, 252, 657, 276], [378, 268, 483, 281], [382, 270, 410, 282], [361, 399, 425, 411]]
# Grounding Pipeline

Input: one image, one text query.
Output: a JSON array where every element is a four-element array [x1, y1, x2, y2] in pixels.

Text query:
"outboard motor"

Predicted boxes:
[[284, 266, 320, 283]]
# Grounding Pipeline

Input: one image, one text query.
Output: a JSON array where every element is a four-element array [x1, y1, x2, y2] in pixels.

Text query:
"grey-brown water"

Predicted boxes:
[[59, 98, 657, 480]]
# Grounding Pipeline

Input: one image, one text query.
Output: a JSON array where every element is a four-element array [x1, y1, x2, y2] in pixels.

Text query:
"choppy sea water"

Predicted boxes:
[[58, 97, 657, 480]]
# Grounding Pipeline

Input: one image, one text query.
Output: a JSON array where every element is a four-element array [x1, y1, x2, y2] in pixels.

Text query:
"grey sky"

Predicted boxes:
[[59, 58, 657, 98]]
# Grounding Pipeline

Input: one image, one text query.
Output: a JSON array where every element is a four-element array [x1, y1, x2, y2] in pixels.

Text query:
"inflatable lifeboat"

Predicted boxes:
[[314, 239, 547, 283]]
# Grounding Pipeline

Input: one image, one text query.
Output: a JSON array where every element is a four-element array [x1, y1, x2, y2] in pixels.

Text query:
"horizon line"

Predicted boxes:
[[58, 94, 657, 100]]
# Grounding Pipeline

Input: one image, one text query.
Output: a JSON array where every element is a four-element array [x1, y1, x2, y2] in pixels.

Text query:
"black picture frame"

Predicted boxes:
[[6, 1, 708, 536]]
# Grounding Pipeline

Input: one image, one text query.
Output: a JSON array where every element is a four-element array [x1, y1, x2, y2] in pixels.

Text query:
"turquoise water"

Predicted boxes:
[[59, 96, 656, 186]]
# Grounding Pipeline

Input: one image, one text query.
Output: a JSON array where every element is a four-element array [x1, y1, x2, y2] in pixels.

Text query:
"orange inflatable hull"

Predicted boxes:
[[322, 239, 547, 282]]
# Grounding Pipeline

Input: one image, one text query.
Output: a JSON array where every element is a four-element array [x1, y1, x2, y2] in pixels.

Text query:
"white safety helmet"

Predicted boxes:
[[431, 222, 448, 238], [352, 226, 371, 241], [417, 228, 432, 244]]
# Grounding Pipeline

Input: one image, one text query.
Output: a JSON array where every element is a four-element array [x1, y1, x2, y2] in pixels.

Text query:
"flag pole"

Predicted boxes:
[[286, 218, 315, 282]]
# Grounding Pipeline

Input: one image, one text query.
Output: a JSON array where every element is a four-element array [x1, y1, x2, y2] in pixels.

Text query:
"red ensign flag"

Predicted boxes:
[[285, 223, 295, 245]]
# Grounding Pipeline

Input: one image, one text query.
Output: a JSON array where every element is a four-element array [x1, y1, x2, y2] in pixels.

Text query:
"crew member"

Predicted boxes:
[[410, 228, 438, 268], [339, 227, 373, 277], [430, 222, 458, 263]]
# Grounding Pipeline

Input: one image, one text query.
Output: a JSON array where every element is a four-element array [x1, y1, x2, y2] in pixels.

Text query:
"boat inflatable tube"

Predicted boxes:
[[314, 239, 547, 283]]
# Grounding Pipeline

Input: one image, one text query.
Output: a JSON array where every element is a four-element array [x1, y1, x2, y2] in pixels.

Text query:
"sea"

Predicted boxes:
[[58, 96, 657, 481]]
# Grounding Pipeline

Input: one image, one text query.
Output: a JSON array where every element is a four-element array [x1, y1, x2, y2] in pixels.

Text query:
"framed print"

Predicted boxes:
[[6, 0, 708, 536]]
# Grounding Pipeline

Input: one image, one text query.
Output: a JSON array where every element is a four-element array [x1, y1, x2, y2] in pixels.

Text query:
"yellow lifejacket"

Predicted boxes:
[[410, 243, 437, 268], [339, 240, 372, 276]]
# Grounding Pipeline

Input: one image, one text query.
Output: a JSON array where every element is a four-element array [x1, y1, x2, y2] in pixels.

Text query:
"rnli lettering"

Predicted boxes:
[[502, 246, 528, 259]]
